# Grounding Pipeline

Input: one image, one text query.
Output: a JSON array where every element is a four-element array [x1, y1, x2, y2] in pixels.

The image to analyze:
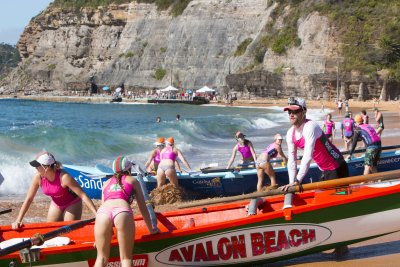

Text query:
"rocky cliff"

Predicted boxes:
[[2, 0, 399, 100]]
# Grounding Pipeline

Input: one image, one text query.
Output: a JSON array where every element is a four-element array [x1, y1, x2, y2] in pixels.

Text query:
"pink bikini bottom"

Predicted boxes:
[[97, 206, 133, 222]]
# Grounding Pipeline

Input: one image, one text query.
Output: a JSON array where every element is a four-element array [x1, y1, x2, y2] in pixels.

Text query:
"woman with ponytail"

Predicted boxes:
[[94, 156, 157, 267]]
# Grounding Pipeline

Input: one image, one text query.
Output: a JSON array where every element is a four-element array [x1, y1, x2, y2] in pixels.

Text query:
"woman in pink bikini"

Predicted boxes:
[[226, 131, 257, 169], [94, 156, 157, 267], [12, 152, 97, 229], [144, 137, 165, 174], [256, 134, 288, 192], [156, 137, 191, 187]]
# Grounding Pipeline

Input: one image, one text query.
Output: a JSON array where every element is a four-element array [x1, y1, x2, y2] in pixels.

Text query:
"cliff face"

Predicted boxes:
[[2, 0, 398, 100]]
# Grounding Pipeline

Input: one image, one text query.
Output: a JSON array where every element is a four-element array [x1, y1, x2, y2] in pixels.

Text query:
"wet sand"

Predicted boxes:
[[1, 96, 400, 266]]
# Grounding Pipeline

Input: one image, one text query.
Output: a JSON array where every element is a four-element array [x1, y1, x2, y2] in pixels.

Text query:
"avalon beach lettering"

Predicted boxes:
[[155, 224, 331, 266]]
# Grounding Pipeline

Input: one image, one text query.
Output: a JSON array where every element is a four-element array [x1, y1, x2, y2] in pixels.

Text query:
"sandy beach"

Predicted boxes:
[[1, 95, 400, 266]]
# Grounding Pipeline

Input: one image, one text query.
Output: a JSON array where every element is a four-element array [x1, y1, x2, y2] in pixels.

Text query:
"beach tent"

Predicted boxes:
[[160, 85, 178, 92], [102, 86, 110, 91], [196, 86, 215, 93]]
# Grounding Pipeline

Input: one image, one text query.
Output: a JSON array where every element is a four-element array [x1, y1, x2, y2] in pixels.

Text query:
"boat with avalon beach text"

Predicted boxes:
[[1, 170, 400, 266]]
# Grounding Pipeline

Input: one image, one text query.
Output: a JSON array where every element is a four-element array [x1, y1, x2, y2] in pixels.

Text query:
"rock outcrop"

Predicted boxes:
[[2, 0, 399, 100]]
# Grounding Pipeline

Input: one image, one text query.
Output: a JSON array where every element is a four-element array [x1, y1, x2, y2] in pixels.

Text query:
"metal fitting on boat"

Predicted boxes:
[[19, 248, 40, 263], [247, 197, 265, 216]]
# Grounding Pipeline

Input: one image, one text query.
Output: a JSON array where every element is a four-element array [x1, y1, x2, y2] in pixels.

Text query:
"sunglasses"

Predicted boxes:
[[287, 109, 302, 115]]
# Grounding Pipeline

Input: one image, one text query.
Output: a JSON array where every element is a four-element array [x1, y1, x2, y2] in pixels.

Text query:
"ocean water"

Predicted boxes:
[[0, 99, 326, 195]]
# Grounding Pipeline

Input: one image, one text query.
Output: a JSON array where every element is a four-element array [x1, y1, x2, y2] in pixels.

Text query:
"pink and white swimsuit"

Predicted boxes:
[[286, 120, 344, 183]]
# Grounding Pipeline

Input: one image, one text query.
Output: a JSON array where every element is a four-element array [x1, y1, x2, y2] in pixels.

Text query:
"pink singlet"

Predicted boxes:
[[237, 143, 252, 158], [324, 120, 334, 135], [262, 143, 278, 159], [41, 170, 80, 211], [154, 149, 161, 165], [102, 175, 134, 202]]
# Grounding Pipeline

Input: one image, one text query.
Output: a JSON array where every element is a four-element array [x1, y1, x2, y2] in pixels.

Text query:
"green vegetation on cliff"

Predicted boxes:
[[53, 0, 191, 16], [314, 0, 400, 80], [0, 43, 21, 79], [254, 0, 400, 80]]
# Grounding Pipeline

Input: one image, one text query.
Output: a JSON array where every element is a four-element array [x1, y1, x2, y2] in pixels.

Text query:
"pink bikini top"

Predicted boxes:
[[238, 143, 252, 159], [161, 147, 177, 161], [154, 149, 161, 165], [103, 175, 134, 203], [41, 170, 77, 207]]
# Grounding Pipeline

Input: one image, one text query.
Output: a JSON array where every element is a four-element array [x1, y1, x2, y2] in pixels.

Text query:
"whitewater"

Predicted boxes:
[[0, 99, 327, 195]]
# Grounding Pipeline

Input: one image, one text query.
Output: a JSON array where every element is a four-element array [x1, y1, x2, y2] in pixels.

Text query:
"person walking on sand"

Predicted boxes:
[[144, 137, 165, 174], [156, 137, 191, 187], [344, 99, 349, 113], [322, 113, 336, 143], [226, 131, 257, 169], [279, 97, 349, 255], [374, 108, 384, 136], [341, 112, 355, 151], [361, 109, 369, 124], [256, 134, 288, 192], [347, 115, 381, 175], [94, 156, 157, 267], [337, 99, 343, 115], [12, 152, 97, 229]]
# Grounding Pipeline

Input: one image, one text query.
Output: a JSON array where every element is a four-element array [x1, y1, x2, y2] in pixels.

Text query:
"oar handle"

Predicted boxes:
[[0, 218, 95, 257], [0, 209, 12, 215]]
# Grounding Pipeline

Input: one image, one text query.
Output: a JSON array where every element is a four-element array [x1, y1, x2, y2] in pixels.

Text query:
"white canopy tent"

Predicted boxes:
[[160, 85, 179, 92], [196, 86, 215, 93]]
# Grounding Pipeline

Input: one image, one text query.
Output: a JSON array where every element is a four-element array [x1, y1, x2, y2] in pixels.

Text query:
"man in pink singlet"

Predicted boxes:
[[279, 97, 349, 255]]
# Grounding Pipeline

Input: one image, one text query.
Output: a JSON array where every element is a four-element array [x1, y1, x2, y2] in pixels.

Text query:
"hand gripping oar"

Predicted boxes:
[[0, 217, 95, 257], [177, 169, 400, 209], [134, 165, 159, 233]]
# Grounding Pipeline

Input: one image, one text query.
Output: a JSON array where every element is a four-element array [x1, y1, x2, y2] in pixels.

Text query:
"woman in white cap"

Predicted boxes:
[[94, 156, 157, 267], [256, 134, 288, 192], [12, 152, 97, 229], [144, 137, 165, 174], [226, 131, 257, 169]]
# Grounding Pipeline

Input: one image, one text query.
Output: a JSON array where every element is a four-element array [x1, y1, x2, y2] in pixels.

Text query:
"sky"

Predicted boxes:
[[0, 0, 54, 45]]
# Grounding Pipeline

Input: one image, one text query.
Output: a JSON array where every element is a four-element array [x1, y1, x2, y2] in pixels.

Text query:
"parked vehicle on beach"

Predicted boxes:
[[1, 171, 400, 266], [63, 148, 400, 200]]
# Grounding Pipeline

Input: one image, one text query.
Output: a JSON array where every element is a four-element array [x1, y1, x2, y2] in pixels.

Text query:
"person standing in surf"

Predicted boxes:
[[12, 152, 97, 229], [226, 131, 257, 169], [144, 137, 165, 174], [256, 134, 288, 192], [156, 137, 191, 187], [322, 113, 335, 142], [347, 115, 382, 175], [94, 156, 157, 267]]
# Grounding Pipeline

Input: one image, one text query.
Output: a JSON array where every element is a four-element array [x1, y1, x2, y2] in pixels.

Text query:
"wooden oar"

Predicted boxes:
[[177, 169, 400, 209], [0, 217, 95, 257], [0, 209, 12, 215]]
